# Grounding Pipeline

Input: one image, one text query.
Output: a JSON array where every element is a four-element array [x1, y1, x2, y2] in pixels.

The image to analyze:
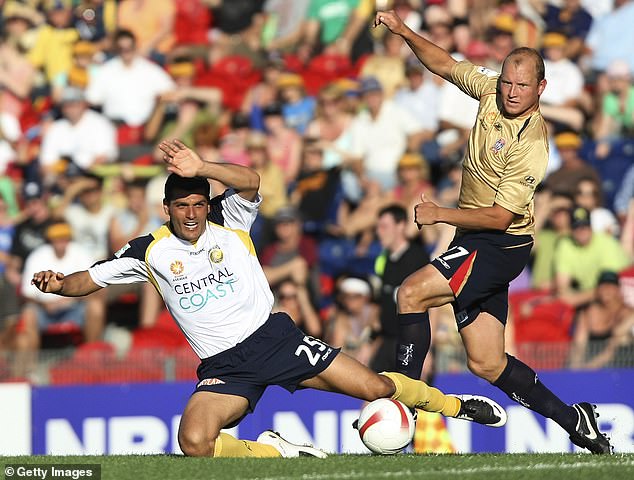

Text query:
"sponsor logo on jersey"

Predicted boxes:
[[114, 243, 131, 258], [176, 267, 239, 312], [170, 260, 184, 276], [197, 378, 226, 388], [520, 175, 537, 188], [477, 66, 498, 77], [491, 138, 506, 154]]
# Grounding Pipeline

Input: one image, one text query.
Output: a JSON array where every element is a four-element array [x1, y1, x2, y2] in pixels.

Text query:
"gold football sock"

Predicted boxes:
[[213, 432, 281, 458], [380, 372, 461, 417]]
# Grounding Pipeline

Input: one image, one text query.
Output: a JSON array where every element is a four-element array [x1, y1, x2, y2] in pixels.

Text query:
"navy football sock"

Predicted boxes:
[[396, 312, 430, 379], [493, 354, 577, 432]]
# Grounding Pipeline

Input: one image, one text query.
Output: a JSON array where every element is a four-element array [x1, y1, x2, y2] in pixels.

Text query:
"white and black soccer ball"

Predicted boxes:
[[357, 398, 416, 454]]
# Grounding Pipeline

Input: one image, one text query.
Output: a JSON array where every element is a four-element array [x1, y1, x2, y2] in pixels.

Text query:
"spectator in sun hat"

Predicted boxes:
[[553, 206, 630, 308], [15, 219, 105, 375], [544, 131, 600, 199], [2, 1, 43, 49], [541, 32, 585, 108], [277, 72, 316, 135]]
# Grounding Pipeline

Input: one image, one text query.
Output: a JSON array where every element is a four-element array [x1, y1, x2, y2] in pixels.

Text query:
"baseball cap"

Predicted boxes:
[[554, 132, 582, 150], [405, 56, 424, 74], [597, 270, 620, 286], [491, 14, 516, 34], [397, 152, 425, 169], [167, 60, 195, 78], [274, 205, 301, 223], [60, 86, 86, 103], [606, 59, 631, 79], [277, 73, 304, 89], [45, 221, 73, 241], [570, 206, 591, 229], [359, 76, 383, 94], [73, 41, 96, 57], [164, 174, 210, 202], [340, 277, 371, 297], [542, 32, 567, 49]]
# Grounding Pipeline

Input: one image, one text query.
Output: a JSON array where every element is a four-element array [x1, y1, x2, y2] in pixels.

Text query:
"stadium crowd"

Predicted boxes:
[[0, 0, 633, 383]]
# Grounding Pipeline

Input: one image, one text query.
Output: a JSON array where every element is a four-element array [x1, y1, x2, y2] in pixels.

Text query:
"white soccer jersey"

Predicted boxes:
[[89, 189, 274, 359]]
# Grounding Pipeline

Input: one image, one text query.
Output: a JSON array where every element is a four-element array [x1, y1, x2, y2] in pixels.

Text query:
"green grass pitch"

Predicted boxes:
[[2, 454, 634, 480]]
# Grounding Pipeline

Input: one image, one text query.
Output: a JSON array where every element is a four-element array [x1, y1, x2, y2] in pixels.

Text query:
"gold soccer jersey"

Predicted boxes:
[[450, 61, 549, 236], [88, 190, 274, 359]]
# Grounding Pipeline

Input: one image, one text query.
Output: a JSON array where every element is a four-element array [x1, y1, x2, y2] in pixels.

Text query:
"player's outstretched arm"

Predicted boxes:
[[31, 270, 102, 297], [374, 10, 456, 81], [159, 139, 260, 201]]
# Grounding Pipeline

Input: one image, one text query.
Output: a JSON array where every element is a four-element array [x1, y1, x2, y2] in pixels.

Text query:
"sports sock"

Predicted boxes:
[[396, 312, 431, 379], [381, 371, 460, 417], [493, 354, 577, 432], [213, 432, 281, 458]]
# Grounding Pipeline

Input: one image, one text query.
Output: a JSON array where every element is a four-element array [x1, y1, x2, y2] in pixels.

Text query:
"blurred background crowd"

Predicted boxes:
[[0, 0, 633, 386]]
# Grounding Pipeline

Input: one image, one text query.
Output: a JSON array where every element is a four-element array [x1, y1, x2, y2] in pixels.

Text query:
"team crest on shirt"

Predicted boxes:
[[209, 246, 224, 263], [491, 138, 506, 154], [485, 112, 497, 124], [170, 260, 184, 276]]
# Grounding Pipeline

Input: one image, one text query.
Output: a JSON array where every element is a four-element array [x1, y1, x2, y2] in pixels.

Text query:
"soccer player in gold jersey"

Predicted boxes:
[[375, 10, 612, 454]]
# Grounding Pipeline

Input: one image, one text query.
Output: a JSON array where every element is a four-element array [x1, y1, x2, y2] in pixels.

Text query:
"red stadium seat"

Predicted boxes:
[[509, 289, 575, 370]]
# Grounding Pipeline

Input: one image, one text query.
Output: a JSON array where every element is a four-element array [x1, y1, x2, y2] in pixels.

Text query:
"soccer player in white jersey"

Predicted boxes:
[[31, 139, 506, 458]]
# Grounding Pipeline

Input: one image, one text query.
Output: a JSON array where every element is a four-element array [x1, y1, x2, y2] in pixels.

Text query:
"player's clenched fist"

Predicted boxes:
[[414, 194, 440, 229], [374, 10, 408, 36], [31, 270, 65, 294]]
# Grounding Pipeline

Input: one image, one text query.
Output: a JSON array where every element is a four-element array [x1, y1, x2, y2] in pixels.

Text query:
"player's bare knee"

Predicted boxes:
[[397, 280, 428, 312], [467, 357, 504, 383], [179, 428, 215, 457]]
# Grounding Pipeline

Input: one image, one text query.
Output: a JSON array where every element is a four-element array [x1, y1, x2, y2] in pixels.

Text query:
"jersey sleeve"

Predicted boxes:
[[495, 136, 549, 215], [449, 60, 498, 101], [88, 234, 153, 287], [208, 188, 262, 231]]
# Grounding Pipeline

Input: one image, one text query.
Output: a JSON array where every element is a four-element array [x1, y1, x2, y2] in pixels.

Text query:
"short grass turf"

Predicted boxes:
[[2, 454, 633, 480]]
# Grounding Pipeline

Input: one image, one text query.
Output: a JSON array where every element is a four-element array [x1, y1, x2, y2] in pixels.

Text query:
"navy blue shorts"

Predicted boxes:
[[195, 312, 339, 418], [431, 231, 532, 329]]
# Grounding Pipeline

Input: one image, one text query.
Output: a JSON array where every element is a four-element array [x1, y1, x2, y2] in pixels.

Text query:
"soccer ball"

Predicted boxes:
[[356, 398, 416, 454]]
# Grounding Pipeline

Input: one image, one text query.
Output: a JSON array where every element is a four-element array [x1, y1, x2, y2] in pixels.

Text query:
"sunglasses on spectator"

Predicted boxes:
[[278, 293, 297, 301]]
